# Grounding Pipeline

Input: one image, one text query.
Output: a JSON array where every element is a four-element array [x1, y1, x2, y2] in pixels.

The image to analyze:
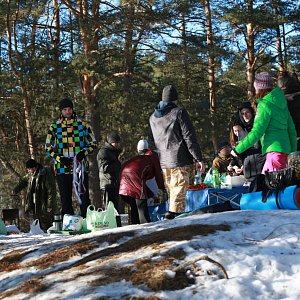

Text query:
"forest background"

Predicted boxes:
[[0, 0, 299, 211]]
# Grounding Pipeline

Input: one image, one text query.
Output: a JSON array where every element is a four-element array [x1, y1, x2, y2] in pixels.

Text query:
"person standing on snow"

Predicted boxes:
[[97, 132, 122, 212], [12, 159, 57, 230], [119, 139, 165, 224], [45, 98, 97, 218], [148, 85, 204, 219]]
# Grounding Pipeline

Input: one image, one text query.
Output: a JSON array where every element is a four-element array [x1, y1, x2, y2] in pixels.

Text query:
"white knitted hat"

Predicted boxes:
[[137, 139, 149, 151]]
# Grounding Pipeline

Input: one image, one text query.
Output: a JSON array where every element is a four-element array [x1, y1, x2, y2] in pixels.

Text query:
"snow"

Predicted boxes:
[[1, 210, 300, 299]]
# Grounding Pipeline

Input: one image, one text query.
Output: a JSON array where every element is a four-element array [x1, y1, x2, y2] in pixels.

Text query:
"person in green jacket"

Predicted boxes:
[[231, 72, 297, 173]]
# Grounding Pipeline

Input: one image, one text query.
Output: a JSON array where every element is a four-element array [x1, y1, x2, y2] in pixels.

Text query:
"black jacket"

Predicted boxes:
[[97, 143, 122, 189], [149, 102, 202, 168], [13, 164, 57, 215], [285, 91, 300, 150]]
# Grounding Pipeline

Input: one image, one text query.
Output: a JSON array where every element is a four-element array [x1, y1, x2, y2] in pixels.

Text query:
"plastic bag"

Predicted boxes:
[[0, 219, 7, 235], [29, 219, 45, 235], [86, 201, 117, 232], [203, 168, 214, 186], [204, 168, 226, 187], [265, 166, 298, 190], [62, 215, 83, 231]]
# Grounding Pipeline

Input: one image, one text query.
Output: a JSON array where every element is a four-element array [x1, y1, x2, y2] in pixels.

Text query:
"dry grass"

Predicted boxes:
[[0, 223, 231, 298], [0, 249, 38, 272], [0, 278, 48, 300], [89, 248, 192, 292]]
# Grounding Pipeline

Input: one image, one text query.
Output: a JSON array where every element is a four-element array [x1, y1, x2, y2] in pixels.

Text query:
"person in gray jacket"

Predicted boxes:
[[148, 85, 205, 219]]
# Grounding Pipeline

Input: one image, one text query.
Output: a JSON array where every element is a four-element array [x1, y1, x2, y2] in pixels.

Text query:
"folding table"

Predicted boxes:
[[185, 186, 249, 212]]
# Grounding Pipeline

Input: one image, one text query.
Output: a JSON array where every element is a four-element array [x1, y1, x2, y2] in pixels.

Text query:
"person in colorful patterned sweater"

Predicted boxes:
[[45, 98, 97, 218]]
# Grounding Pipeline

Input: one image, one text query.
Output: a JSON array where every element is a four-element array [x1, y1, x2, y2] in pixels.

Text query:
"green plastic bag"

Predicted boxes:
[[86, 201, 117, 232], [220, 173, 227, 183], [204, 168, 227, 187], [0, 218, 7, 235], [203, 168, 214, 186]]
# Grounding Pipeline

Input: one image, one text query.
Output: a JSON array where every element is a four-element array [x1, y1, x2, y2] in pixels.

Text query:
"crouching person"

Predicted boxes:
[[12, 159, 57, 231], [119, 140, 165, 224]]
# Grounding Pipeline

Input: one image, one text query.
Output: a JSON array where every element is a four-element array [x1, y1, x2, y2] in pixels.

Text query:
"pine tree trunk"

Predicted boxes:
[[205, 0, 218, 151]]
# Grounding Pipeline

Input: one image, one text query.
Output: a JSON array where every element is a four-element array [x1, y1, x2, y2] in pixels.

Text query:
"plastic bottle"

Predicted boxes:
[[212, 169, 220, 188], [194, 169, 202, 185]]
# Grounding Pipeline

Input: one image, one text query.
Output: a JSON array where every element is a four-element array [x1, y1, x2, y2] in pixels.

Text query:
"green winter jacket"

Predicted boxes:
[[235, 87, 297, 155]]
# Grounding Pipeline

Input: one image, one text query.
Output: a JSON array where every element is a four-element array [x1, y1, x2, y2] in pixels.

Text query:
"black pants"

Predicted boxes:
[[120, 195, 150, 224], [56, 173, 90, 218], [102, 187, 120, 213]]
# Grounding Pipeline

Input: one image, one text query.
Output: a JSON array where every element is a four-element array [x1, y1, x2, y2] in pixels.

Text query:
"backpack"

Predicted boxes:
[[243, 153, 265, 180], [249, 166, 298, 208]]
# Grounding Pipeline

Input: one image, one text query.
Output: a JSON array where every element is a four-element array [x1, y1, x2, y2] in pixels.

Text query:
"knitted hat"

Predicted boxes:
[[107, 132, 121, 144], [59, 98, 73, 110], [162, 85, 178, 102], [137, 139, 149, 152], [25, 159, 37, 169], [254, 72, 273, 90]]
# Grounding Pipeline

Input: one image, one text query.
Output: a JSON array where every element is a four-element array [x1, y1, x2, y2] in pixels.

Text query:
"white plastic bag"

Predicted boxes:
[[62, 214, 83, 231], [47, 224, 55, 234], [29, 219, 45, 235]]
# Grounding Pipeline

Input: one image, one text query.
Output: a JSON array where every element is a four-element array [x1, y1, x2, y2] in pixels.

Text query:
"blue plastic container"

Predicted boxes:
[[240, 185, 300, 210], [148, 202, 168, 222]]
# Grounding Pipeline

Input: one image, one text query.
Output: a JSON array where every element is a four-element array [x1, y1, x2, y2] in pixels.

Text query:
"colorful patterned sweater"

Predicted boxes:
[[45, 113, 97, 175]]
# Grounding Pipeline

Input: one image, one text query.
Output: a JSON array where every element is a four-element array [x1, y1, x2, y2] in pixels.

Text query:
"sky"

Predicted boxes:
[[1, 210, 300, 299]]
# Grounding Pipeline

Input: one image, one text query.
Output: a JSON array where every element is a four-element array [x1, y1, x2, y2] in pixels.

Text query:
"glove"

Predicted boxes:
[[60, 157, 73, 167], [76, 151, 85, 161]]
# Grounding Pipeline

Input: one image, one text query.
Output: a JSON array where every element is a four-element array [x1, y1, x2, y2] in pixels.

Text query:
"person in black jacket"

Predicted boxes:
[[232, 102, 265, 182], [277, 71, 300, 151], [148, 85, 204, 219], [12, 159, 57, 230], [97, 132, 122, 212]]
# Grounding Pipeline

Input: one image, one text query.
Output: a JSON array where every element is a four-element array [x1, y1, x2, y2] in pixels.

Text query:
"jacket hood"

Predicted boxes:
[[104, 142, 122, 154], [237, 102, 255, 131], [260, 87, 287, 109], [153, 101, 177, 118]]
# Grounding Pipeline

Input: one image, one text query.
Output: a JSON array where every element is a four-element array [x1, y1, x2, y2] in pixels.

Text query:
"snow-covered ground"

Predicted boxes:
[[1, 210, 300, 300]]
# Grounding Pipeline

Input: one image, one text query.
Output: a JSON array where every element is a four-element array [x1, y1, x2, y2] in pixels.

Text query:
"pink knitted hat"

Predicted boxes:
[[254, 72, 273, 90]]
